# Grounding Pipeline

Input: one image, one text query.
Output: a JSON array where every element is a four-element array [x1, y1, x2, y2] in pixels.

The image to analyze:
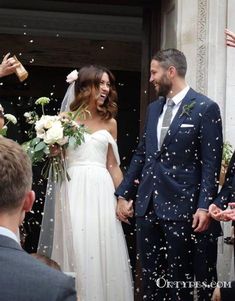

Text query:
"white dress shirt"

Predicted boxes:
[[0, 226, 20, 244], [157, 85, 190, 150]]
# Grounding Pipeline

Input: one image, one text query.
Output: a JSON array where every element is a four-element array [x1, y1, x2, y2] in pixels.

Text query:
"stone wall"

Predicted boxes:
[[162, 0, 235, 147]]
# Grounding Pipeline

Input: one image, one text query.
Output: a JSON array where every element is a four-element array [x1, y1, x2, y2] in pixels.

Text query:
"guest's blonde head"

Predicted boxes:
[[0, 137, 32, 212]]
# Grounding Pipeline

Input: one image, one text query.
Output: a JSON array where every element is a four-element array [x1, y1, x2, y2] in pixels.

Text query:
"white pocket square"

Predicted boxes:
[[180, 124, 194, 128]]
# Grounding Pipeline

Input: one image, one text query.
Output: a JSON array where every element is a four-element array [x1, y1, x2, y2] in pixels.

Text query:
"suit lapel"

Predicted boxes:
[[161, 88, 197, 149]]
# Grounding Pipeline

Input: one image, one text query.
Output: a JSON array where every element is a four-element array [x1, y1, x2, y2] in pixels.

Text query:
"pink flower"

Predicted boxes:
[[66, 69, 78, 83]]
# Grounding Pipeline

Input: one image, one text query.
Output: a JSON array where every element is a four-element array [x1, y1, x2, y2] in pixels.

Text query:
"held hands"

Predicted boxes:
[[116, 198, 134, 224], [49, 144, 62, 157], [208, 204, 227, 221], [209, 202, 235, 221], [225, 28, 235, 48], [0, 53, 20, 78], [192, 209, 210, 232]]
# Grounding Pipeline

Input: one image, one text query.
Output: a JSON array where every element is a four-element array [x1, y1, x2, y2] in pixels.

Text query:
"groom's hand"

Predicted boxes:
[[116, 198, 134, 224], [192, 209, 210, 232]]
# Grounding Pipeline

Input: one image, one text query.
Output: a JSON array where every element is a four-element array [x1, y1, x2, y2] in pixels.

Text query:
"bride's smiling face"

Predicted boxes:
[[97, 72, 110, 106]]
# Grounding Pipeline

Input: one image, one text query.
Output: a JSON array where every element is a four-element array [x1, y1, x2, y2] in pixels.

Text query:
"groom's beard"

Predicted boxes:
[[155, 75, 172, 98]]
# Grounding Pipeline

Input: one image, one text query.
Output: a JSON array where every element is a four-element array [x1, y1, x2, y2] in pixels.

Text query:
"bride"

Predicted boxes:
[[38, 65, 134, 301]]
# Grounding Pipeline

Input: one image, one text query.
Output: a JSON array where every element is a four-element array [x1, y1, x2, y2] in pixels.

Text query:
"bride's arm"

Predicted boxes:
[[106, 118, 123, 188], [106, 118, 134, 222], [107, 144, 123, 188], [107, 140, 135, 223]]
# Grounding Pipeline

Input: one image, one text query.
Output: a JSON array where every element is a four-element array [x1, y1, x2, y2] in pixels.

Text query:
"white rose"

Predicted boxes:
[[44, 119, 54, 129], [44, 121, 64, 145], [36, 129, 46, 139], [35, 115, 58, 131], [35, 116, 47, 132], [44, 115, 59, 129], [57, 136, 69, 146]]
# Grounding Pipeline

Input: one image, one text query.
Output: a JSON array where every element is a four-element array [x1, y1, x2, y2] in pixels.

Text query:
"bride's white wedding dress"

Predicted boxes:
[[51, 129, 134, 301]]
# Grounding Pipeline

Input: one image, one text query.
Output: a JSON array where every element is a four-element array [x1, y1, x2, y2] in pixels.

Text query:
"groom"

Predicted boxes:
[[116, 49, 223, 300]]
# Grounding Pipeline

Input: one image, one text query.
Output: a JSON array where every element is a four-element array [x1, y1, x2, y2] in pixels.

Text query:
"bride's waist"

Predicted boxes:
[[67, 161, 106, 169]]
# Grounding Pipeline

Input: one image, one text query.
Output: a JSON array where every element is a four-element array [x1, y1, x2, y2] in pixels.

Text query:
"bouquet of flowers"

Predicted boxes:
[[23, 97, 87, 182], [0, 104, 17, 136]]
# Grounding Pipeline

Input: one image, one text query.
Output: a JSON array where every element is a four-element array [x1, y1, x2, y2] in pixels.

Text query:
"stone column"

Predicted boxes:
[[176, 0, 198, 88], [225, 0, 235, 146], [176, 0, 227, 134], [206, 0, 227, 123]]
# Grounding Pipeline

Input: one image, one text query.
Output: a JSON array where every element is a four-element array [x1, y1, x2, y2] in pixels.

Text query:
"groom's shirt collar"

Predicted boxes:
[[168, 85, 190, 106]]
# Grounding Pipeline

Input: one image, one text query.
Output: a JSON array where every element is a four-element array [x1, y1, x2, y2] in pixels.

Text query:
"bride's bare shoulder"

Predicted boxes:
[[106, 118, 117, 139]]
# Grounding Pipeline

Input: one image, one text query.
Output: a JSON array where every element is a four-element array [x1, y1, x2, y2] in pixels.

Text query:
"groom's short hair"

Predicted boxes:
[[152, 48, 187, 78], [0, 137, 32, 211]]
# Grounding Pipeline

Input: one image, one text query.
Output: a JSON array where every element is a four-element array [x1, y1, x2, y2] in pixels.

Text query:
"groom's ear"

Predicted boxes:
[[167, 65, 177, 78]]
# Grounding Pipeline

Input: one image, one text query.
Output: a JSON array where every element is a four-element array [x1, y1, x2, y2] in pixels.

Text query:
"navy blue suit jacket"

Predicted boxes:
[[214, 151, 235, 209], [116, 88, 223, 221], [221, 281, 235, 300]]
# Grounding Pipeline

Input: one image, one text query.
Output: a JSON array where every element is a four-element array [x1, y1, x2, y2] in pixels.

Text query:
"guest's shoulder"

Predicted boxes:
[[28, 254, 76, 298], [21, 251, 73, 283], [0, 249, 76, 300]]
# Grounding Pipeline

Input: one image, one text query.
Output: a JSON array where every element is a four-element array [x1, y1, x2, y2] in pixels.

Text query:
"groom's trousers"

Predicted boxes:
[[136, 202, 194, 301]]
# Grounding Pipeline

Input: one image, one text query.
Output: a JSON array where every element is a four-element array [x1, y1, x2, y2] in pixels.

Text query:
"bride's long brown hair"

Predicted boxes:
[[70, 65, 118, 120]]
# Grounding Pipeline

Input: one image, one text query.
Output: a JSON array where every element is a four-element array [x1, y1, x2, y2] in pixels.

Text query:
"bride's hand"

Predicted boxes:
[[209, 204, 231, 221], [49, 144, 61, 157]]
